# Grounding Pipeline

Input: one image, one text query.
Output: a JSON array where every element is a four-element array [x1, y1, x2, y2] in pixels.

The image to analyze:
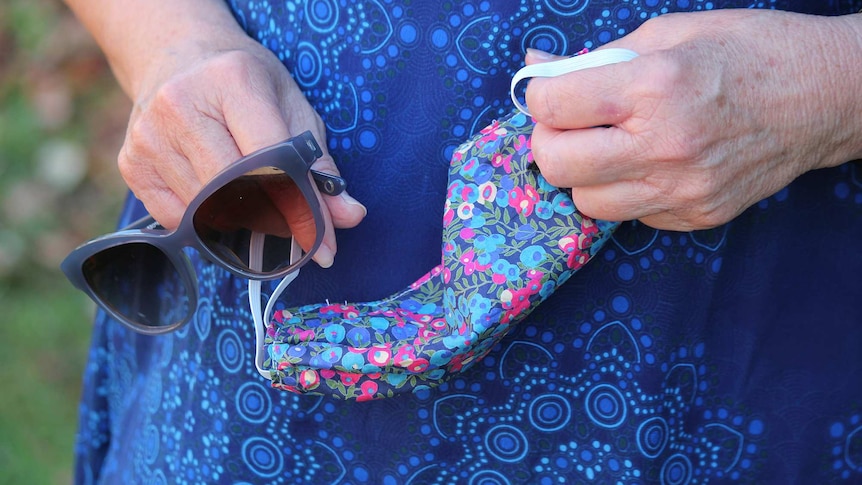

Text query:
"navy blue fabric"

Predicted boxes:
[[74, 1, 862, 483]]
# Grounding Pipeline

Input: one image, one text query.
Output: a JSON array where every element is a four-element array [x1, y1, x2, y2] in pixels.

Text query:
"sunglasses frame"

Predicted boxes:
[[61, 131, 343, 335]]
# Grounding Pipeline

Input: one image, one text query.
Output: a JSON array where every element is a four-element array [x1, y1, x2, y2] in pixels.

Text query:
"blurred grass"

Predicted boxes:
[[0, 1, 130, 483]]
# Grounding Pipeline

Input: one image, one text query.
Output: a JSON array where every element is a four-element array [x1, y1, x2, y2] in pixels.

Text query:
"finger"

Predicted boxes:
[[570, 182, 667, 223], [218, 60, 342, 267], [118, 144, 189, 230], [524, 48, 566, 65], [524, 55, 642, 129], [531, 121, 644, 188], [282, 100, 367, 230], [120, 111, 237, 229]]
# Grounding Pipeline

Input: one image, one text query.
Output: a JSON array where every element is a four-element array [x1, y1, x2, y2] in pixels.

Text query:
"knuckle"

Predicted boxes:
[[532, 148, 566, 187], [524, 80, 558, 124]]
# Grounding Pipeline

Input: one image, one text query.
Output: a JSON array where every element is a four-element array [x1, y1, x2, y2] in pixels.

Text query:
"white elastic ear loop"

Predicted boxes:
[[510, 48, 639, 117], [248, 233, 303, 379]]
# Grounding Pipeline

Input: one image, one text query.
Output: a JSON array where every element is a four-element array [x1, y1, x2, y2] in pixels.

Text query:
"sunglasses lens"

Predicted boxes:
[[193, 167, 317, 275], [83, 243, 192, 330]]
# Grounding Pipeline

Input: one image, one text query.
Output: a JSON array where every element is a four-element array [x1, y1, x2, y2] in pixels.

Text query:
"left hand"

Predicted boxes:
[[525, 9, 862, 231]]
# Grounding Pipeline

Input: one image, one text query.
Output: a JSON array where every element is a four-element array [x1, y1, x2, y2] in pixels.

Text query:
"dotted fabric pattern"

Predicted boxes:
[[75, 0, 862, 483]]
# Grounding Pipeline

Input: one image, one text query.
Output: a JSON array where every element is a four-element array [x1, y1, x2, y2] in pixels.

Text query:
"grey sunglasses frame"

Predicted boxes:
[[60, 131, 344, 335]]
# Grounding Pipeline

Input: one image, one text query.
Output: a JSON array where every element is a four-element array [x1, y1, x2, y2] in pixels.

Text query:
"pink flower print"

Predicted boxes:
[[476, 182, 497, 204], [452, 149, 463, 163], [460, 249, 479, 275], [480, 119, 502, 137], [508, 184, 539, 216], [368, 345, 392, 367], [443, 267, 452, 283], [319, 369, 336, 380], [525, 278, 542, 295], [567, 248, 590, 270], [490, 153, 513, 173], [459, 156, 478, 177], [287, 327, 316, 342], [581, 218, 599, 238], [514, 133, 531, 153], [272, 309, 293, 323], [417, 327, 440, 341], [357, 380, 378, 402], [501, 287, 532, 317], [393, 345, 417, 367], [430, 318, 448, 332], [524, 184, 539, 203], [526, 269, 545, 282], [461, 183, 480, 203], [447, 180, 465, 200], [457, 202, 475, 220], [407, 358, 430, 373], [459, 227, 476, 241], [443, 206, 455, 227], [558, 234, 590, 270], [299, 369, 320, 391], [339, 371, 362, 387]]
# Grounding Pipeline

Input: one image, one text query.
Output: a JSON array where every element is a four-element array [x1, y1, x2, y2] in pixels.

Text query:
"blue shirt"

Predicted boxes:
[[75, 1, 862, 483]]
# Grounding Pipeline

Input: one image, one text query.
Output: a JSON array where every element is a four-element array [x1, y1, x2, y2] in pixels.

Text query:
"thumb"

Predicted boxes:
[[525, 48, 568, 65]]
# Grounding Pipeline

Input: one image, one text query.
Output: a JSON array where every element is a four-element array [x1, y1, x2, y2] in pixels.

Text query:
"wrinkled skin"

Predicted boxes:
[[526, 10, 862, 231]]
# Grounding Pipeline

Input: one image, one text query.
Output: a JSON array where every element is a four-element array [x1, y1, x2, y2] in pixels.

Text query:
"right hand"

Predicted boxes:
[[119, 32, 366, 268]]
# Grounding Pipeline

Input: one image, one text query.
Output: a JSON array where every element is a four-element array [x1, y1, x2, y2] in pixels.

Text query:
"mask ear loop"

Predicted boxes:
[[248, 232, 303, 379], [510, 47, 639, 117]]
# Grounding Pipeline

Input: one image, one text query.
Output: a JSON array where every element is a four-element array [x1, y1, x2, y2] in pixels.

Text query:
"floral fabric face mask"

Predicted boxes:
[[254, 110, 619, 400]]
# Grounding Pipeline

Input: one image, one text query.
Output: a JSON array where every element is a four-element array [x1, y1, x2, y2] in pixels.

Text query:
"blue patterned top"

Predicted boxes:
[[75, 1, 862, 483]]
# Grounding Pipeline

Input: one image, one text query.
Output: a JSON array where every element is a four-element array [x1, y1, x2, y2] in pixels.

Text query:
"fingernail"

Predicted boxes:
[[313, 242, 335, 268], [340, 192, 368, 216], [526, 47, 555, 60]]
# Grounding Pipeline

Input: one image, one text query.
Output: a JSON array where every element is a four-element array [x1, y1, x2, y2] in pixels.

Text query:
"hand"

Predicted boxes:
[[525, 10, 862, 231], [118, 30, 365, 267]]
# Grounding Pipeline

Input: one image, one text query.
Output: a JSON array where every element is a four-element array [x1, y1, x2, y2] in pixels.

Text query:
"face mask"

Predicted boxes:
[[251, 110, 619, 400]]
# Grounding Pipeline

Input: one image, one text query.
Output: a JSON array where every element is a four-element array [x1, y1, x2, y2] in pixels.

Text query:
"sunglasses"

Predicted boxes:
[[61, 131, 345, 335]]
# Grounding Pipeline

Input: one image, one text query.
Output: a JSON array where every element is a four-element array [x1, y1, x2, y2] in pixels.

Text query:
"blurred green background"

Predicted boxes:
[[1, 1, 129, 483]]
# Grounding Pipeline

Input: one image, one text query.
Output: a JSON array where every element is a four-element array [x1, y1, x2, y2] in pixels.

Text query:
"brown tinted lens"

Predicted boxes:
[[193, 167, 316, 274], [83, 243, 192, 329]]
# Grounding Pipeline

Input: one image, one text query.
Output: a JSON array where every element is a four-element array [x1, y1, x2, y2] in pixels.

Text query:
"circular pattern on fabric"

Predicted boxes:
[[148, 469, 167, 485], [241, 437, 284, 479], [294, 41, 323, 87], [484, 424, 529, 463], [305, 0, 339, 32], [521, 25, 568, 55], [194, 297, 212, 340], [661, 453, 693, 485], [216, 329, 245, 374], [543, 0, 591, 16], [585, 384, 627, 428], [528, 394, 572, 432], [637, 416, 669, 458], [468, 469, 511, 485], [235, 382, 273, 424], [143, 424, 159, 465]]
